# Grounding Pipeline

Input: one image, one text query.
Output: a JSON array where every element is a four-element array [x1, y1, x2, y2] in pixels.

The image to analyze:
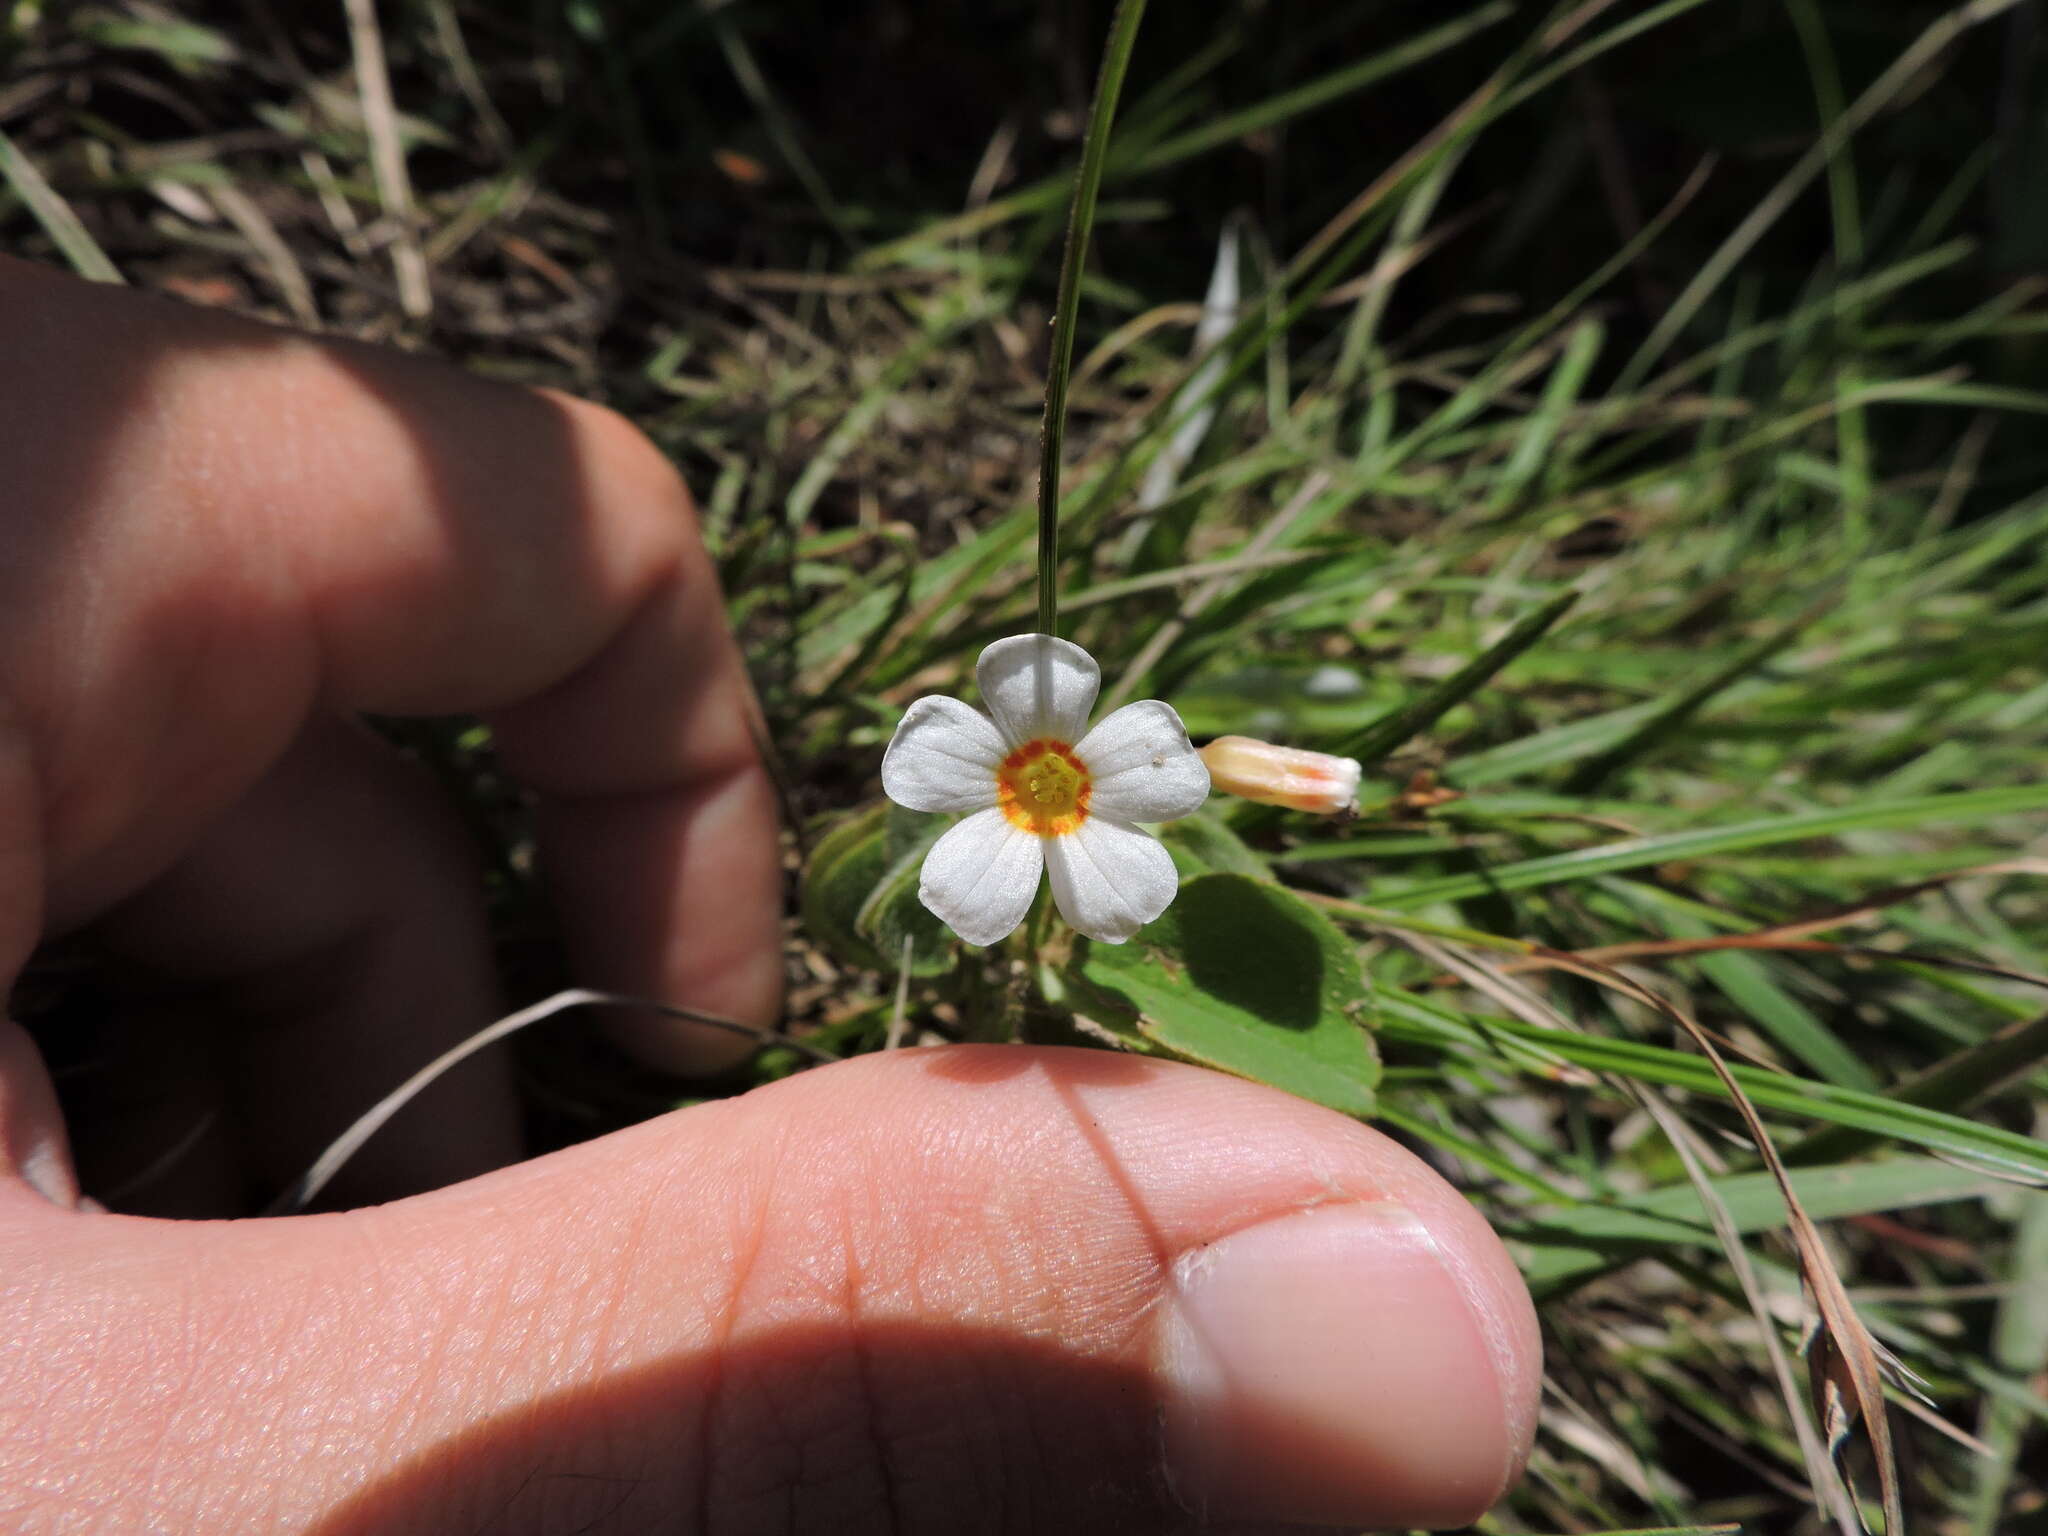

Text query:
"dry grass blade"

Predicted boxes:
[[1649, 1089, 1863, 1535], [1399, 932, 1860, 1531], [342, 0, 431, 320], [266, 989, 838, 1216], [1544, 859, 2048, 966], [1491, 863, 2048, 1057], [1530, 946, 1910, 1535], [209, 182, 319, 327]]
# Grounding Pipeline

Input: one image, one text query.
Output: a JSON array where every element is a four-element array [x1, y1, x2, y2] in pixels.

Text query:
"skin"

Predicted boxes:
[[0, 257, 1542, 1534]]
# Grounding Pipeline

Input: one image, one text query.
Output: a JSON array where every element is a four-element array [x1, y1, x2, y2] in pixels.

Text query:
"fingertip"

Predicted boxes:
[[714, 1045, 1541, 1525], [1158, 1200, 1531, 1528], [855, 1047, 1544, 1528]]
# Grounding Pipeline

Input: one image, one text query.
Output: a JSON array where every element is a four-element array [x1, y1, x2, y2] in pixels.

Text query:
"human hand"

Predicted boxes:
[[0, 259, 1540, 1533]]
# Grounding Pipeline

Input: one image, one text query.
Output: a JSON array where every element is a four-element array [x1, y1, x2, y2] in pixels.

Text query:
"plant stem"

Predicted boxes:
[[1037, 0, 1149, 638]]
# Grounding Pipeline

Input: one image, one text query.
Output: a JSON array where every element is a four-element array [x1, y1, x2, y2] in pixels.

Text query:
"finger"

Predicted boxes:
[[0, 256, 779, 1071], [6, 1050, 1540, 1532], [81, 714, 519, 1211]]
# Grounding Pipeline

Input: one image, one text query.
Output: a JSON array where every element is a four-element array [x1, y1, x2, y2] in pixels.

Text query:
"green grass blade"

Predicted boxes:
[[1383, 1016, 2048, 1180], [1966, 1188, 2048, 1533], [1519, 1156, 2003, 1295], [0, 129, 123, 283], [1485, 316, 1603, 514], [1617, 0, 2025, 390], [1785, 1010, 2048, 1166], [1561, 588, 1836, 794], [1331, 589, 1580, 763], [1376, 784, 2048, 909], [1127, 3, 1513, 176], [854, 4, 1509, 273]]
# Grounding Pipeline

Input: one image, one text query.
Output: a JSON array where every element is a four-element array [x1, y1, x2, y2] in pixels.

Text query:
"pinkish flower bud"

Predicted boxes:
[[1197, 735, 1362, 816]]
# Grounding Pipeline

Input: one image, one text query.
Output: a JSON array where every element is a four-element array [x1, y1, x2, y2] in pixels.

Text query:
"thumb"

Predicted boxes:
[[3, 1048, 1539, 1533]]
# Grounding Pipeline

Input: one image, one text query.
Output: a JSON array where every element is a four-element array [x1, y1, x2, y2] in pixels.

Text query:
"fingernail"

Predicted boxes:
[[1159, 1201, 1514, 1528]]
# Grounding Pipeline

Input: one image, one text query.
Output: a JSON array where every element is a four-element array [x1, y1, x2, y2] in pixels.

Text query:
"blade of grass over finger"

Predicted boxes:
[[1036, 0, 1148, 638]]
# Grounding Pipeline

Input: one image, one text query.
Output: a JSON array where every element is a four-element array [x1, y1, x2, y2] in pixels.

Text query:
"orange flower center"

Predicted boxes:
[[995, 738, 1091, 837]]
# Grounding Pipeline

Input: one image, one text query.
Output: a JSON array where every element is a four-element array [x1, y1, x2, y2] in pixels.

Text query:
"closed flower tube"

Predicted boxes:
[[1198, 735, 1362, 816]]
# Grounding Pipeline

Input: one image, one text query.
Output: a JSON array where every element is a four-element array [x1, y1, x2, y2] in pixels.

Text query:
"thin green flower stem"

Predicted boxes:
[[1037, 0, 1149, 639]]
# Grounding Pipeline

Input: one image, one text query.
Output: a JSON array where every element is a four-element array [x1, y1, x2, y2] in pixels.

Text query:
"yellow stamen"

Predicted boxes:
[[995, 738, 1091, 837]]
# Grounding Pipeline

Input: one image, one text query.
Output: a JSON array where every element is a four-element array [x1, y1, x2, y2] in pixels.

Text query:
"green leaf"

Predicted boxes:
[[1158, 809, 1274, 881], [855, 806, 954, 977], [801, 802, 950, 974], [1072, 873, 1379, 1114], [801, 804, 891, 968]]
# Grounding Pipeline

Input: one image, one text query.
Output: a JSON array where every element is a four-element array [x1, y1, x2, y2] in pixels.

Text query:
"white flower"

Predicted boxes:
[[880, 634, 1210, 946]]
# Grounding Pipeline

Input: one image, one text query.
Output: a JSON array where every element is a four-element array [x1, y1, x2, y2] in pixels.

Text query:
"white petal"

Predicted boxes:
[[1075, 700, 1210, 823], [1043, 815, 1179, 944], [881, 696, 1006, 813], [918, 806, 1045, 947], [976, 633, 1099, 746]]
